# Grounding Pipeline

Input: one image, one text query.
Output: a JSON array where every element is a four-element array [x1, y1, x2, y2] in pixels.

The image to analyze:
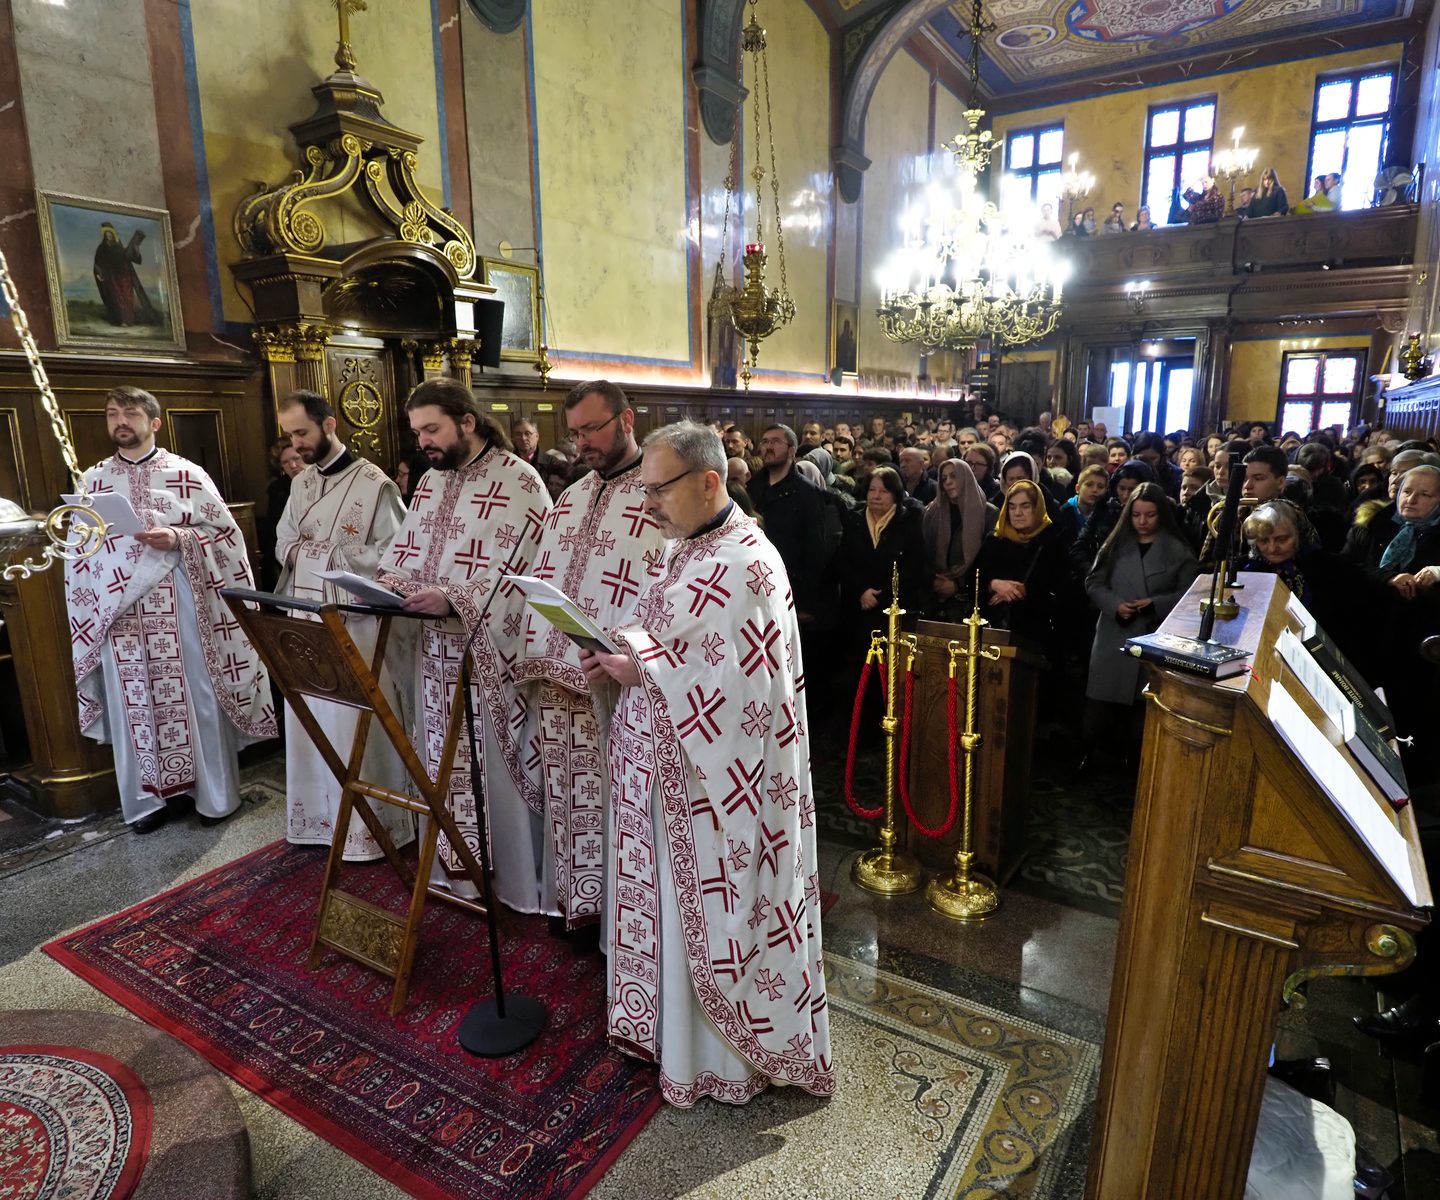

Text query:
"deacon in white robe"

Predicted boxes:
[[514, 380, 666, 929], [274, 390, 411, 860], [65, 386, 275, 832], [582, 421, 834, 1108], [375, 378, 550, 912]]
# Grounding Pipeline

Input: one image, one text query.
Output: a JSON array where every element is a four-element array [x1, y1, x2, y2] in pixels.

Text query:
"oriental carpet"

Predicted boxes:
[[43, 840, 662, 1200]]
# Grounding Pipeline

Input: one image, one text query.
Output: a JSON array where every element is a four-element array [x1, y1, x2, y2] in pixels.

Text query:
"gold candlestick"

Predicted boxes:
[[852, 564, 924, 896], [926, 594, 1001, 920]]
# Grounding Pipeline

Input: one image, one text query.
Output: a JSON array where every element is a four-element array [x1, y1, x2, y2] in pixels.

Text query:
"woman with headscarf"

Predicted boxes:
[[1000, 449, 1065, 527], [1069, 458, 1157, 573], [921, 458, 992, 620], [1082, 481, 1199, 771], [1347, 464, 1440, 589], [974, 479, 1069, 650], [839, 466, 925, 650]]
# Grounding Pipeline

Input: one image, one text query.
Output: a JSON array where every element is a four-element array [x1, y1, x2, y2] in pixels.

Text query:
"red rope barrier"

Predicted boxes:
[[901, 663, 962, 839], [843, 658, 885, 820], [897, 664, 914, 811]]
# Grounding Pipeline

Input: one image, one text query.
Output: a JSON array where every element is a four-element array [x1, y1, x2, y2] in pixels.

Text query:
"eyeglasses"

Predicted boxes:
[[640, 468, 694, 500], [567, 412, 621, 441]]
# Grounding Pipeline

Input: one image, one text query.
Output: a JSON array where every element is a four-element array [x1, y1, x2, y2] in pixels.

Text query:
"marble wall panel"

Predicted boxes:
[[531, 0, 689, 364], [188, 0, 444, 324], [462, 6, 535, 262], [990, 45, 1404, 217], [13, 0, 165, 207], [858, 50, 930, 378]]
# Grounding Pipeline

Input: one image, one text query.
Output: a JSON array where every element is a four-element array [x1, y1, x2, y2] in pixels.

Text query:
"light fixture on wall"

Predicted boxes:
[[1212, 127, 1258, 215], [707, 0, 796, 391], [1125, 280, 1151, 314], [875, 0, 1066, 354], [1058, 153, 1096, 227]]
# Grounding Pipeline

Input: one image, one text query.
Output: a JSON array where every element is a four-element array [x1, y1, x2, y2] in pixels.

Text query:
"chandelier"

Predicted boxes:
[[1212, 125, 1259, 215], [708, 0, 795, 390], [876, 0, 1065, 354]]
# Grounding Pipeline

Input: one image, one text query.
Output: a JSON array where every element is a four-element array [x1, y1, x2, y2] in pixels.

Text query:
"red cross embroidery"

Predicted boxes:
[[70, 616, 96, 646], [221, 653, 247, 683], [700, 858, 739, 914], [453, 539, 491, 580], [721, 757, 764, 816], [739, 618, 781, 678], [602, 561, 640, 608], [533, 550, 557, 581], [107, 568, 132, 596], [621, 502, 657, 538], [469, 481, 510, 520], [169, 472, 203, 499], [756, 820, 790, 876], [686, 563, 730, 618], [737, 1001, 774, 1034], [767, 898, 804, 952], [767, 771, 797, 809], [212, 526, 237, 548], [676, 685, 724, 743], [215, 610, 241, 638], [775, 700, 801, 747], [711, 938, 757, 984], [754, 967, 786, 1002], [746, 560, 775, 596], [390, 531, 422, 567]]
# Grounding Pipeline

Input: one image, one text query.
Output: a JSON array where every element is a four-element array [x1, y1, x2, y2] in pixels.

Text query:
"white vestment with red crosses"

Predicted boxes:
[[375, 445, 551, 912], [606, 504, 834, 1107], [65, 449, 275, 822], [513, 457, 667, 929], [276, 454, 413, 860]]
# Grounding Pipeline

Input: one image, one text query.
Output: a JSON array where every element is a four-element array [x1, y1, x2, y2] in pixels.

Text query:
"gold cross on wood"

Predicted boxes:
[[332, 0, 368, 72]]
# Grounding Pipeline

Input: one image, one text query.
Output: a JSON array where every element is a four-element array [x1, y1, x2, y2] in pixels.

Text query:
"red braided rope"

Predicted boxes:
[[897, 664, 914, 811], [901, 662, 962, 839], [843, 658, 885, 820]]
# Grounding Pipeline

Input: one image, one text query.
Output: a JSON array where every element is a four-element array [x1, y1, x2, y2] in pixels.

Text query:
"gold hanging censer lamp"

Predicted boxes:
[[926, 588, 1002, 920], [0, 245, 107, 594], [707, 0, 795, 391]]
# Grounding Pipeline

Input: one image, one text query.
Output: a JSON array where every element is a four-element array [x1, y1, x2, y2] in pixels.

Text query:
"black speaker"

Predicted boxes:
[[473, 297, 504, 369]]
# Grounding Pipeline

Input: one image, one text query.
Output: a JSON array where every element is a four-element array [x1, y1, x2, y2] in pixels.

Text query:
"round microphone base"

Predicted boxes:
[[457, 994, 546, 1057]]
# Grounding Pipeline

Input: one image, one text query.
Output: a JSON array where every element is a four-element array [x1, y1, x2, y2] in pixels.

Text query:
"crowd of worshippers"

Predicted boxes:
[[81, 380, 833, 1110], [1034, 169, 1348, 240], [705, 408, 1440, 783]]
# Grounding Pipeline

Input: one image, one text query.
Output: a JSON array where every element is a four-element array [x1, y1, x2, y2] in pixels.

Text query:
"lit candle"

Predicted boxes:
[[746, 242, 765, 256]]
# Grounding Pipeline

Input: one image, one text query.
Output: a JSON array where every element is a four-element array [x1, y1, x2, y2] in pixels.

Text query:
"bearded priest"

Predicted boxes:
[[581, 420, 834, 1108], [65, 386, 276, 833], [274, 389, 411, 861], [375, 378, 550, 913]]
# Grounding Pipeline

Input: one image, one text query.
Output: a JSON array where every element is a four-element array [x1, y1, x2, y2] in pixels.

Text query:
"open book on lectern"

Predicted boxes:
[[502, 575, 621, 655]]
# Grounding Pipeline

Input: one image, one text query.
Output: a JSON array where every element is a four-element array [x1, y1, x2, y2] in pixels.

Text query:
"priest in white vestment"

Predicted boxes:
[[514, 380, 667, 929], [375, 378, 550, 912], [274, 390, 412, 860], [582, 421, 834, 1108], [65, 386, 276, 833]]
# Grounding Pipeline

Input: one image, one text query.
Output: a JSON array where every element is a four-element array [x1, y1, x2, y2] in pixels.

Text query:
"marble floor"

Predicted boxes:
[[1, 750, 1438, 1198]]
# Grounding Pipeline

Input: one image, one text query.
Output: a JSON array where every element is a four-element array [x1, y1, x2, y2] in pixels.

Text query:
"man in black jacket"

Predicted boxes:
[[749, 424, 830, 625]]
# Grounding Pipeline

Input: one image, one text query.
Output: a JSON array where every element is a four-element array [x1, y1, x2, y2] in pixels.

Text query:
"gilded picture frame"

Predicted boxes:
[[36, 190, 185, 354], [832, 298, 859, 377], [480, 257, 542, 363]]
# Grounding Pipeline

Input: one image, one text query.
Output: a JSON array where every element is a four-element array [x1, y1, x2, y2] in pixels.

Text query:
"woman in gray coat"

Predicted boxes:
[[1081, 482, 1200, 770]]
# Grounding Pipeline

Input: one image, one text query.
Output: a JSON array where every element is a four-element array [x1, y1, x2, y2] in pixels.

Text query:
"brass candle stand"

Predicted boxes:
[[926, 597, 1002, 920], [852, 565, 924, 896]]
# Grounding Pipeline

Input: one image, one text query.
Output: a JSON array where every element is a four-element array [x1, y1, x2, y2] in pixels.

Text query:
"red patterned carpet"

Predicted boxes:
[[44, 841, 662, 1200]]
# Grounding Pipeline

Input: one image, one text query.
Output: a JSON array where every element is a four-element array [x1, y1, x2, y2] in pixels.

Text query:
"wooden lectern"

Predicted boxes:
[[1086, 573, 1431, 1199], [221, 588, 489, 1015], [900, 621, 1046, 880]]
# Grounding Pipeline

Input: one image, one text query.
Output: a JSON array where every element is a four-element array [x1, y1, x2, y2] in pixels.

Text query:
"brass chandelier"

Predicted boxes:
[[876, 0, 1066, 354], [708, 0, 795, 390]]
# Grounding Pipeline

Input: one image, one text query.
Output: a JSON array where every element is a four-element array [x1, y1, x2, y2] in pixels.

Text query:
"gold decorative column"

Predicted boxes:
[[852, 564, 924, 896], [419, 341, 449, 379], [291, 321, 333, 396], [446, 337, 475, 381]]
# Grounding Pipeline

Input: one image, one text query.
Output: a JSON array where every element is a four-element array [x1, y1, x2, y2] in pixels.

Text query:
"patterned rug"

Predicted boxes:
[[43, 840, 661, 1200]]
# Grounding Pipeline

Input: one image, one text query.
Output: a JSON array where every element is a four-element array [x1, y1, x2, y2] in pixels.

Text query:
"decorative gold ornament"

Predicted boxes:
[[707, 0, 795, 390], [1401, 331, 1430, 382], [926, 591, 1002, 921], [852, 564, 924, 896], [419, 342, 448, 372], [338, 356, 384, 456], [446, 337, 475, 379]]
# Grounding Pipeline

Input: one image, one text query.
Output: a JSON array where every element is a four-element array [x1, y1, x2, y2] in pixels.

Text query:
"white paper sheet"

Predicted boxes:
[[317, 569, 405, 609], [62, 493, 143, 536]]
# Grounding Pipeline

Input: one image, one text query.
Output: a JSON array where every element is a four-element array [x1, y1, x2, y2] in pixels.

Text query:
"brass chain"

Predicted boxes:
[[0, 244, 84, 490], [759, 34, 788, 301]]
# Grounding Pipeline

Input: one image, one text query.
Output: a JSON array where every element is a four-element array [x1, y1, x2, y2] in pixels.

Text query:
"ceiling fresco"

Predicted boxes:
[[906, 0, 1417, 99]]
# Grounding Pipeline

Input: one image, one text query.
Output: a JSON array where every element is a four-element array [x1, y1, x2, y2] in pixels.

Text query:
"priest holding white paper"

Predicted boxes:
[[514, 380, 666, 931], [581, 421, 834, 1108], [274, 390, 412, 861]]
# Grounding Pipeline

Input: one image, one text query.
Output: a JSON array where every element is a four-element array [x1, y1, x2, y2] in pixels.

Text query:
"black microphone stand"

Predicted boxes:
[[1199, 459, 1247, 643], [433, 478, 547, 1056]]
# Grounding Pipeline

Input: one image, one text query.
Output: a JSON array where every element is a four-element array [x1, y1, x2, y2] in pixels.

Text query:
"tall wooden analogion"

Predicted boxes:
[[230, 16, 490, 469], [1086, 573, 1431, 1199]]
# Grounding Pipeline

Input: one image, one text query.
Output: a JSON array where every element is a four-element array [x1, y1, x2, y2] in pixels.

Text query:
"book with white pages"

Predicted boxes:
[[316, 569, 405, 609], [1275, 628, 1408, 805], [61, 493, 143, 536], [502, 574, 621, 655], [1266, 679, 1418, 905]]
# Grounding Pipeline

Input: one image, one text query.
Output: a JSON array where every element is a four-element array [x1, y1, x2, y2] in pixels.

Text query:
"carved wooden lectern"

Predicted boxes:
[[899, 622, 1046, 880], [1086, 573, 1431, 1199], [221, 588, 488, 1015]]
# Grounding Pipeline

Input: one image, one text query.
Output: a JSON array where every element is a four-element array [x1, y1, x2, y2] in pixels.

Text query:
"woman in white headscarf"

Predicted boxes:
[[921, 457, 991, 619]]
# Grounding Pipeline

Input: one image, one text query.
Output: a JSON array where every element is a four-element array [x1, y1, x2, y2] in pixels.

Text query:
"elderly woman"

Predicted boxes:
[[974, 479, 1069, 648], [839, 465, 925, 647], [963, 441, 1002, 502], [921, 458, 992, 620], [1083, 482, 1199, 770]]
